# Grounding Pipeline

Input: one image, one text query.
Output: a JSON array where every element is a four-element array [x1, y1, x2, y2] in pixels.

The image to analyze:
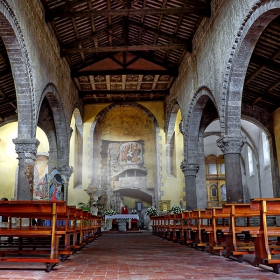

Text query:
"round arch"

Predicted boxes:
[[221, 1, 280, 136], [0, 0, 36, 138], [38, 83, 70, 171], [88, 102, 161, 206]]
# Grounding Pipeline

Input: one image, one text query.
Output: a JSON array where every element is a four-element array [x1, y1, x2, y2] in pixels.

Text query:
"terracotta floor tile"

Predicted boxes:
[[0, 231, 279, 279]]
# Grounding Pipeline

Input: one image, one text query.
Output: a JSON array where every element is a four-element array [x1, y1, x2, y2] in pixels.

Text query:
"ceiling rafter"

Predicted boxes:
[[46, 6, 211, 21], [61, 43, 190, 55]]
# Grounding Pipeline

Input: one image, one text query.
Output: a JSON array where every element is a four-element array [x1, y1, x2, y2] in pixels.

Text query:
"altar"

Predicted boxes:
[[105, 214, 139, 231]]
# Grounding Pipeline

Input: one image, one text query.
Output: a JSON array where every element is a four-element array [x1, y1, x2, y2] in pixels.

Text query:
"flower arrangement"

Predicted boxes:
[[169, 205, 184, 214], [146, 206, 158, 217], [104, 209, 116, 216]]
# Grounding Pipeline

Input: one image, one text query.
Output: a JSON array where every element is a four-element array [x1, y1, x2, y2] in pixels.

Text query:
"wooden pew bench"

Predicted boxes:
[[206, 206, 230, 255], [246, 198, 280, 274], [0, 200, 67, 272], [222, 203, 259, 262]]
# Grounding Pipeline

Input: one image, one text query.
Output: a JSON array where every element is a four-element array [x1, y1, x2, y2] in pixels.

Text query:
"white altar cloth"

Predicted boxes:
[[105, 214, 139, 221]]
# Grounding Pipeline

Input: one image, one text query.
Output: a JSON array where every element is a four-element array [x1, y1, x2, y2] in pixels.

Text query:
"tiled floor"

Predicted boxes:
[[0, 231, 279, 279]]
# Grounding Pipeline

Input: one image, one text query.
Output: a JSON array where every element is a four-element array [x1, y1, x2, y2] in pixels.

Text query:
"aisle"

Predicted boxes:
[[0, 231, 276, 279]]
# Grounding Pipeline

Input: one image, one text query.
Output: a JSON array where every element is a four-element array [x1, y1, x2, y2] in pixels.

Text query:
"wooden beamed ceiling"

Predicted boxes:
[[40, 0, 212, 103]]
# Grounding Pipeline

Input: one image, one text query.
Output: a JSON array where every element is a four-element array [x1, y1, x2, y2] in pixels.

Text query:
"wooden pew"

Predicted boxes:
[[222, 203, 259, 262], [0, 200, 67, 272], [246, 198, 280, 274], [207, 206, 230, 255]]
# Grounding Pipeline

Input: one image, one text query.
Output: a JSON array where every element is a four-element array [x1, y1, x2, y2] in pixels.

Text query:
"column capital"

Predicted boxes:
[[59, 165, 74, 180], [217, 135, 246, 155], [180, 160, 199, 177], [12, 138, 40, 161]]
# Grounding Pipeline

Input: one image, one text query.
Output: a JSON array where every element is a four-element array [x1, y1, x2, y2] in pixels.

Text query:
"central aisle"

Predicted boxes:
[[0, 231, 275, 279]]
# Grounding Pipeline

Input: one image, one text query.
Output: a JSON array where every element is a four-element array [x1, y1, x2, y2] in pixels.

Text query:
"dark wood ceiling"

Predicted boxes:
[[0, 1, 279, 121], [244, 15, 280, 112], [41, 0, 211, 103]]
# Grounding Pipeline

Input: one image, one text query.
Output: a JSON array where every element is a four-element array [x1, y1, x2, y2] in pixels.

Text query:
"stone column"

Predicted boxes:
[[13, 138, 40, 200], [217, 135, 246, 203], [180, 160, 199, 210], [59, 165, 74, 203]]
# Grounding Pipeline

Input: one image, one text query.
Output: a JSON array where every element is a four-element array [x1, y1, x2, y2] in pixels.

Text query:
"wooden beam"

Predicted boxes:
[[46, 6, 211, 21], [62, 43, 189, 55], [72, 68, 178, 77], [129, 19, 191, 45], [79, 90, 169, 95], [250, 54, 280, 73]]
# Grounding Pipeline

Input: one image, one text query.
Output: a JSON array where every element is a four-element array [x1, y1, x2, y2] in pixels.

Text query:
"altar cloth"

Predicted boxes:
[[105, 214, 139, 221]]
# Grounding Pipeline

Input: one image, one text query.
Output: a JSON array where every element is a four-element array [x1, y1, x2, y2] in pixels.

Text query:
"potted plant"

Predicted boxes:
[[146, 206, 158, 217]]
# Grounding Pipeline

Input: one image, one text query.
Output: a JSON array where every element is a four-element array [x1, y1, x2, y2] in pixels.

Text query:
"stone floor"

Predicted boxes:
[[0, 231, 279, 279]]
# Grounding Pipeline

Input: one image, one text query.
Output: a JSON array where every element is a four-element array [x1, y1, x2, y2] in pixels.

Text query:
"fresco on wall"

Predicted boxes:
[[105, 140, 146, 180], [120, 142, 143, 165], [33, 155, 49, 200]]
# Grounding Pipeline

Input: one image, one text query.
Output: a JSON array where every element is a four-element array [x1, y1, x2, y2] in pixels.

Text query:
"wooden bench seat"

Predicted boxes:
[[0, 200, 66, 272], [246, 198, 280, 274]]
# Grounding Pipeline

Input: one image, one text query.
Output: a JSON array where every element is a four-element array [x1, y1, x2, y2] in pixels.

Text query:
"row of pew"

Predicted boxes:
[[0, 200, 102, 272], [150, 198, 280, 274]]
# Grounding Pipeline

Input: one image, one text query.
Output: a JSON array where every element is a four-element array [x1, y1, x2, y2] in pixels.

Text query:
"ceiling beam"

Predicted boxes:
[[46, 6, 211, 21], [129, 19, 191, 45], [250, 54, 280, 73], [72, 68, 178, 77], [243, 88, 280, 104], [79, 90, 169, 95], [61, 43, 189, 55]]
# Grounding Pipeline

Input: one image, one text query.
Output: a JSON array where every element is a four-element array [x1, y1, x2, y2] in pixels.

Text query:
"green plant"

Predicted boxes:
[[146, 206, 158, 216], [104, 209, 116, 216], [169, 205, 183, 214]]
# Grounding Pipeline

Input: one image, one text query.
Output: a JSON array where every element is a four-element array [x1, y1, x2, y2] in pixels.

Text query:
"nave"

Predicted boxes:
[[0, 231, 276, 280]]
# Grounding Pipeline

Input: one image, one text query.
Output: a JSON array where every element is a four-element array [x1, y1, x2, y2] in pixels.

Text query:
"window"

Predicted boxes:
[[208, 164, 217, 175], [262, 132, 270, 167], [248, 147, 254, 176]]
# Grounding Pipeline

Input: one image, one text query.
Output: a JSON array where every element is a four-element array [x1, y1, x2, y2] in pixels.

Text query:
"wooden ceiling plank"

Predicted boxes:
[[129, 20, 191, 46], [60, 22, 123, 49], [73, 68, 178, 77], [46, 7, 211, 21]]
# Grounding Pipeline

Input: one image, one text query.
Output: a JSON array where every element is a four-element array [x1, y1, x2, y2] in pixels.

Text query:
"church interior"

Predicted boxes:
[[0, 0, 280, 277]]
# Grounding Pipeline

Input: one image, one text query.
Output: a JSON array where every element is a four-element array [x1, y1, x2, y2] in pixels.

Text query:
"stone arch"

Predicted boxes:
[[0, 0, 36, 138], [88, 102, 161, 205], [184, 86, 219, 163], [37, 83, 70, 172], [165, 98, 181, 142], [241, 114, 279, 197], [71, 104, 83, 136], [165, 98, 182, 176], [221, 0, 280, 136]]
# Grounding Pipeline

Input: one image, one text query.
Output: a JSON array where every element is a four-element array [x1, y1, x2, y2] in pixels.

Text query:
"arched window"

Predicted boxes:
[[248, 147, 254, 176], [262, 132, 270, 167]]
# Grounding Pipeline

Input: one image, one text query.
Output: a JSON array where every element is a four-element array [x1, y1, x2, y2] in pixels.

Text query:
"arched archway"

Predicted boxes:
[[88, 102, 161, 210], [181, 86, 219, 209], [219, 2, 280, 201]]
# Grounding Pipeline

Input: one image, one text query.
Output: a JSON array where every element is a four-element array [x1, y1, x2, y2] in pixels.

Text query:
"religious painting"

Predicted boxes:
[[120, 142, 143, 165], [33, 155, 49, 200]]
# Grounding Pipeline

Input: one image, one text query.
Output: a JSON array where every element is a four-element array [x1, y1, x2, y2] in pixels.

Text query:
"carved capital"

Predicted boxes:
[[12, 138, 40, 161], [59, 166, 74, 180], [180, 160, 199, 177], [217, 135, 246, 154]]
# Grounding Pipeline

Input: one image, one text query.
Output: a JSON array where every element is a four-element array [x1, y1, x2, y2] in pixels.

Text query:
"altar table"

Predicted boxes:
[[105, 214, 139, 231]]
